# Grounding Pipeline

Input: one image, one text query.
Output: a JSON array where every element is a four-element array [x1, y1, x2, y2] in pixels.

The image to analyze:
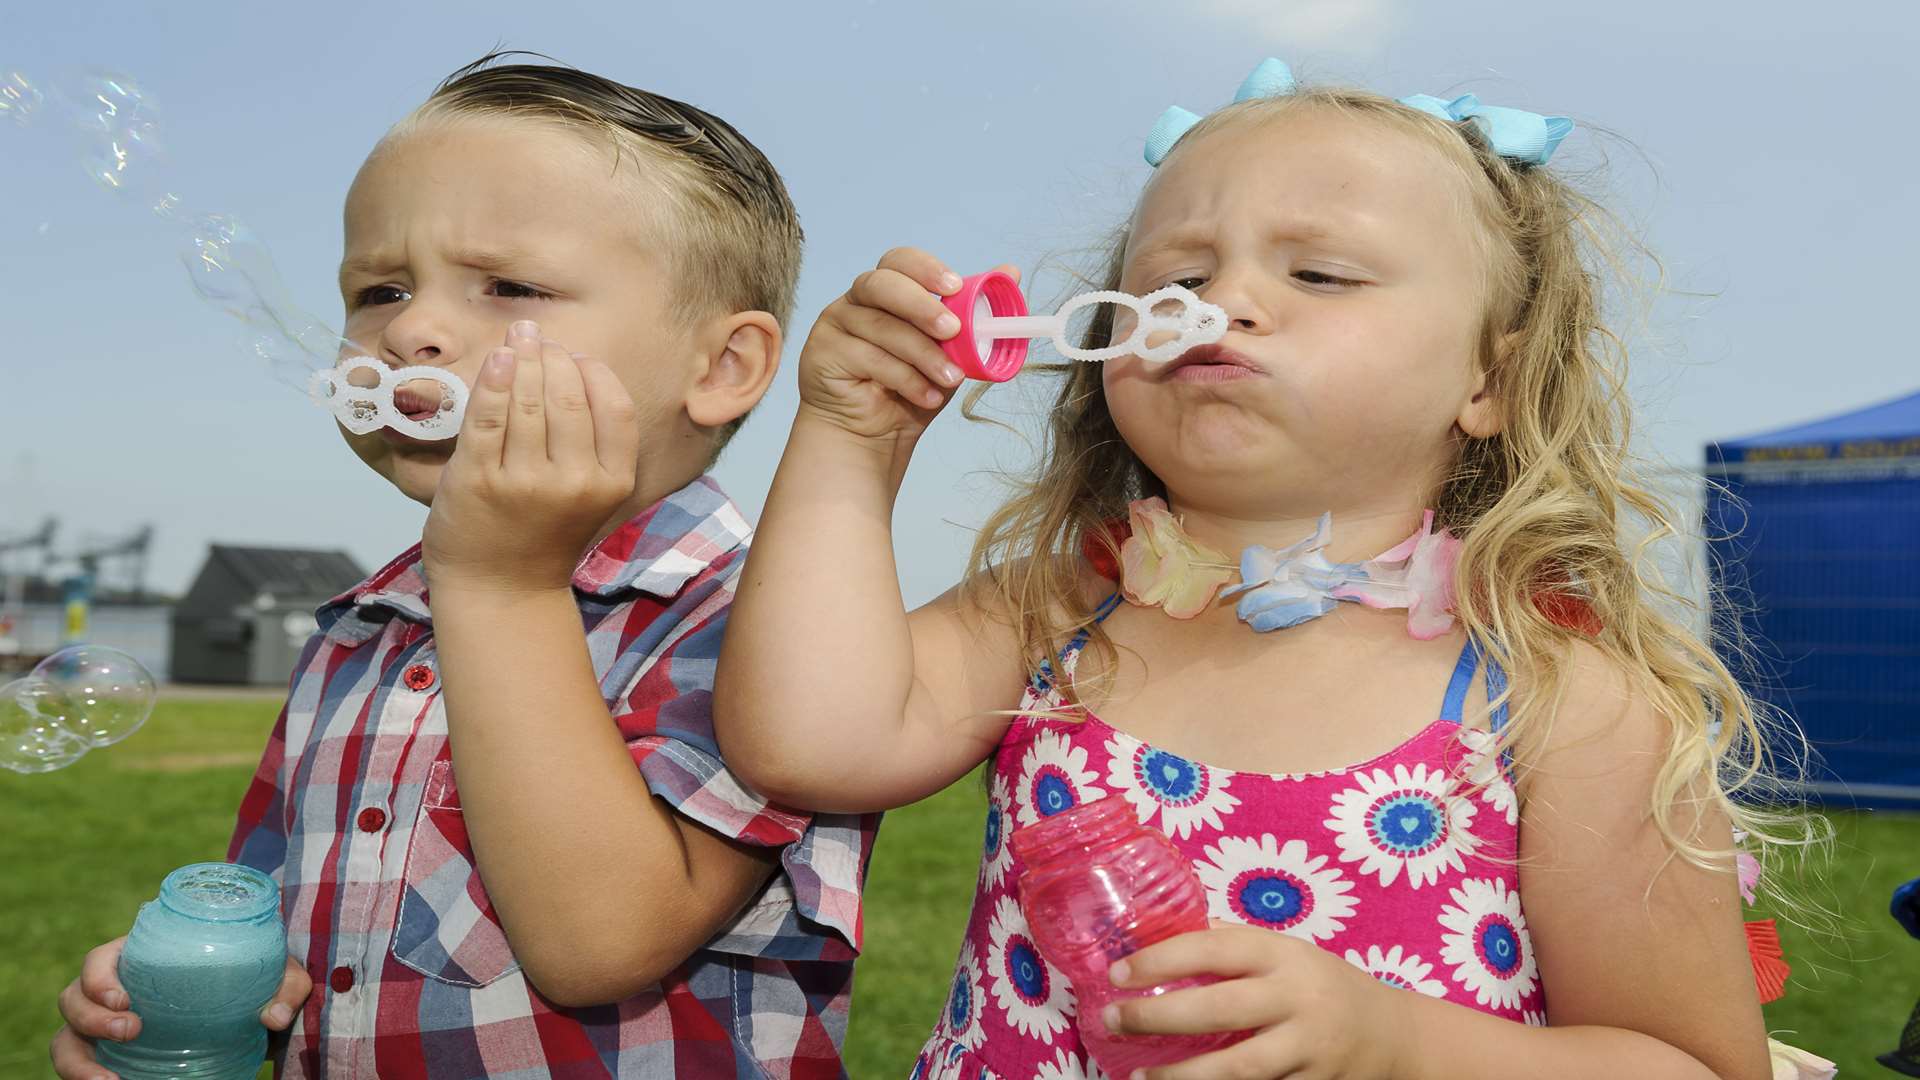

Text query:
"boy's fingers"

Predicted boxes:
[[875, 247, 962, 295], [461, 348, 515, 467], [839, 306, 965, 389], [539, 341, 596, 472], [576, 357, 641, 478], [58, 979, 137, 1042], [260, 955, 311, 1030], [847, 268, 963, 341], [78, 938, 128, 1010], [49, 1024, 118, 1080], [503, 322, 548, 470]]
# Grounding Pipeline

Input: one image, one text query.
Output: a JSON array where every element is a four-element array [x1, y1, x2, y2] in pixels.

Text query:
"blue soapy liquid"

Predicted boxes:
[[96, 862, 288, 1079]]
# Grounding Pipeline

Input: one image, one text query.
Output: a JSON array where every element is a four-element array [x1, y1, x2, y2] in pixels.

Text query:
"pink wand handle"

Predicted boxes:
[[940, 270, 1029, 382]]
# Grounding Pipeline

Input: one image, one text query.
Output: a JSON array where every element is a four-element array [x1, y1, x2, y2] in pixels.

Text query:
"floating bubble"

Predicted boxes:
[[32, 644, 157, 747], [7, 65, 451, 437], [58, 71, 172, 209], [179, 212, 347, 391], [0, 677, 92, 773], [0, 69, 44, 127]]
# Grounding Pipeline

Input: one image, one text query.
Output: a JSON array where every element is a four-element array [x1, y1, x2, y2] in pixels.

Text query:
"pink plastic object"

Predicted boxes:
[[1009, 795, 1250, 1074], [940, 270, 1029, 382]]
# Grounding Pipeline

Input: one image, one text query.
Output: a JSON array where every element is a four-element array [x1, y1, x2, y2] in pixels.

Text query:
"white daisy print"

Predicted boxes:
[[1324, 762, 1478, 888], [1523, 1009, 1547, 1027], [1193, 834, 1357, 942], [1343, 943, 1448, 998], [986, 895, 1076, 1042], [1438, 877, 1539, 1011], [982, 772, 1014, 890], [1013, 729, 1107, 826], [1104, 735, 1240, 839], [1455, 726, 1518, 826], [944, 940, 986, 1051], [1033, 1046, 1109, 1080]]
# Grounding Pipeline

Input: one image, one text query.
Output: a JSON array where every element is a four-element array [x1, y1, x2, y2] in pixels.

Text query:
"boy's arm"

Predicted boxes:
[[432, 583, 779, 1008]]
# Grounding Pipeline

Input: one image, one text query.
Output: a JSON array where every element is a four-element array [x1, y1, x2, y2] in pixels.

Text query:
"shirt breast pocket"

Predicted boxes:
[[390, 757, 521, 987]]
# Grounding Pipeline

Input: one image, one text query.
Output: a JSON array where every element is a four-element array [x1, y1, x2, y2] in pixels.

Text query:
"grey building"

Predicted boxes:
[[169, 546, 366, 686]]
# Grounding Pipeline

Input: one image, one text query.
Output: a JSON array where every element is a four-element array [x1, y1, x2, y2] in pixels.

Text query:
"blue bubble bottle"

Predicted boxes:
[[96, 862, 287, 1079]]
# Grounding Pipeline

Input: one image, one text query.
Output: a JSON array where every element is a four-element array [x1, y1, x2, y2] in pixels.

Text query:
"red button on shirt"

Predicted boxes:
[[329, 966, 354, 994], [402, 664, 435, 691], [356, 807, 386, 833]]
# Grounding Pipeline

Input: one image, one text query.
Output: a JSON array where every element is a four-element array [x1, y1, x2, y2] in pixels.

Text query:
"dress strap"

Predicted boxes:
[[1037, 593, 1125, 693], [1440, 638, 1481, 723], [1439, 636, 1513, 735]]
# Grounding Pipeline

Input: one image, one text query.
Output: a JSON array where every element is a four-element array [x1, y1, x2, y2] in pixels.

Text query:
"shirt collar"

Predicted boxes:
[[317, 475, 752, 643]]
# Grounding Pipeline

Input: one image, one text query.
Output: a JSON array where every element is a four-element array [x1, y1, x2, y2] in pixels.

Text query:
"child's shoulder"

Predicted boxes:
[[1515, 639, 1678, 816]]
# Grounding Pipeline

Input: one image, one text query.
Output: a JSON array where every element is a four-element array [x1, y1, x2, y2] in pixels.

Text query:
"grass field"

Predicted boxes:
[[3, 697, 1915, 1078]]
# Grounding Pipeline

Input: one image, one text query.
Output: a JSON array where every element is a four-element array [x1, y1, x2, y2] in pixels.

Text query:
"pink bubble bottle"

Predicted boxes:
[[1008, 795, 1250, 1075]]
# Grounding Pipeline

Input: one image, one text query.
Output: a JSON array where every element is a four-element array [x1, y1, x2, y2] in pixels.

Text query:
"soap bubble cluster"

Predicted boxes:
[[0, 645, 157, 774], [4, 64, 359, 394]]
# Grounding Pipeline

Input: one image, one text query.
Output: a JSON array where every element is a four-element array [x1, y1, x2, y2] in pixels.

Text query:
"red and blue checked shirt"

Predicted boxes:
[[226, 476, 878, 1079]]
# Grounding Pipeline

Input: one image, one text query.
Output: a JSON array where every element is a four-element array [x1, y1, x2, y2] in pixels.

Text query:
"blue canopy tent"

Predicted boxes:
[[1706, 389, 1920, 809]]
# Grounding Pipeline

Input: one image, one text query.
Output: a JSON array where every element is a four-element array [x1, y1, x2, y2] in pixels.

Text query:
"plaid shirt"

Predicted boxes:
[[227, 476, 877, 1079]]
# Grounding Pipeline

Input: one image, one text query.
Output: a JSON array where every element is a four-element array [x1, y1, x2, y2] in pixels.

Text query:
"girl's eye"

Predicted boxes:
[[1168, 276, 1209, 291], [1296, 269, 1361, 288], [356, 284, 410, 307], [488, 279, 553, 301]]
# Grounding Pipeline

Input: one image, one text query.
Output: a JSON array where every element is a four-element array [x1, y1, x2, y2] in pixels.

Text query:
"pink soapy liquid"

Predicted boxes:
[[1010, 796, 1250, 1074]]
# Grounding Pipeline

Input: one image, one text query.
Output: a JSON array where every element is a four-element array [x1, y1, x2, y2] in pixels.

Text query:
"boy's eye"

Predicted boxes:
[[356, 284, 411, 307], [488, 279, 553, 301]]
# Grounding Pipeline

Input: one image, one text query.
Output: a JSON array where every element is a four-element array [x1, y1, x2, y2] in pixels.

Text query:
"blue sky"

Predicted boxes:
[[3, 0, 1913, 604]]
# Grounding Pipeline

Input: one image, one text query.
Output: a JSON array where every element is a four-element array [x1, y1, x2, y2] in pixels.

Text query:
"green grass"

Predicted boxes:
[[5, 700, 1915, 1079]]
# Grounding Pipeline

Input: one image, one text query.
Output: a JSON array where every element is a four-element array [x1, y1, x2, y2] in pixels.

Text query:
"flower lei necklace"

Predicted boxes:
[[1109, 497, 1463, 640]]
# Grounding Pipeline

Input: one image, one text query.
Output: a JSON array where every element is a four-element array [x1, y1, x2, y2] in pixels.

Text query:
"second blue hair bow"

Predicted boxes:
[[1144, 58, 1573, 168]]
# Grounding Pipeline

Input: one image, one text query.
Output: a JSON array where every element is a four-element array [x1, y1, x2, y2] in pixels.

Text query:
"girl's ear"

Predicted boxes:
[[1457, 333, 1514, 439]]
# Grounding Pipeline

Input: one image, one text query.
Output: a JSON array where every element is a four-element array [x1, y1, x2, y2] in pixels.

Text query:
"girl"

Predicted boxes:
[[717, 60, 1789, 1079]]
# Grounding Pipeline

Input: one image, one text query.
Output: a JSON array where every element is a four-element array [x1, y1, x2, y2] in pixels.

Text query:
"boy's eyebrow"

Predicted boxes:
[[337, 246, 561, 283]]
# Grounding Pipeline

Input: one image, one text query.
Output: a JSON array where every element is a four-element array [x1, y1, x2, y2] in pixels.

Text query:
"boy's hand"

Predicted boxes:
[[1102, 923, 1409, 1080], [50, 936, 312, 1080], [796, 248, 1017, 443], [422, 321, 641, 595]]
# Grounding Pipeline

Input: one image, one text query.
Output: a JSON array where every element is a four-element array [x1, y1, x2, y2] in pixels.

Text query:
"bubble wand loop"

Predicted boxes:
[[937, 270, 1228, 382]]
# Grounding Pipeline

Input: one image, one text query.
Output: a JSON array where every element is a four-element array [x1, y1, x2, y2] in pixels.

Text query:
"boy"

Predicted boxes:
[[51, 54, 873, 1079]]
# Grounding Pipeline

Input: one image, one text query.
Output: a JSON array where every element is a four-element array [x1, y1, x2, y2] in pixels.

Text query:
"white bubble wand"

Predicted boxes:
[[937, 270, 1227, 382]]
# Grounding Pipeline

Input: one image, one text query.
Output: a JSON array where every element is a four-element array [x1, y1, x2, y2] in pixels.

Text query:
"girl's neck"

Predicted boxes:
[[1162, 498, 1431, 565]]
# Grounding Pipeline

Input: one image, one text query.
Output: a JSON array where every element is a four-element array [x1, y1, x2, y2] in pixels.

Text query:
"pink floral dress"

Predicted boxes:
[[912, 600, 1546, 1079]]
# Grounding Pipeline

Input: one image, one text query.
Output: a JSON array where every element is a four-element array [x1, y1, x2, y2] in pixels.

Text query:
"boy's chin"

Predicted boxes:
[[376, 452, 448, 508]]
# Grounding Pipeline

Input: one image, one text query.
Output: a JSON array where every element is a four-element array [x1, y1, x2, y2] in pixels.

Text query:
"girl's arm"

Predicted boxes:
[[716, 249, 1031, 814], [1500, 641, 1772, 1079]]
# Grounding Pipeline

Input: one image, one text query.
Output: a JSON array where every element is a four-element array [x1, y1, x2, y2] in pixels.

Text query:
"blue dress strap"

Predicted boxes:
[[1440, 636, 1513, 735], [1440, 638, 1482, 723], [1036, 593, 1125, 692]]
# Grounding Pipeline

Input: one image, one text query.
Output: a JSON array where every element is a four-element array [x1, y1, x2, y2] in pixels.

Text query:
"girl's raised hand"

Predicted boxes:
[[1103, 924, 1409, 1080], [795, 248, 1016, 442]]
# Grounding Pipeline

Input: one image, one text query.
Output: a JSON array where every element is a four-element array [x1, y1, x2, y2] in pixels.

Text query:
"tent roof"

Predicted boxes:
[[1718, 388, 1920, 449]]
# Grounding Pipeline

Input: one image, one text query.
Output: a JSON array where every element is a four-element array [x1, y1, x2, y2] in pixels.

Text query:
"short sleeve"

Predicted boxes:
[[604, 568, 878, 961]]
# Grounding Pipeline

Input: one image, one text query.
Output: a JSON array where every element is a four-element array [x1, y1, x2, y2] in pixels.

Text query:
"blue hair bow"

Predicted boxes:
[[1143, 58, 1573, 168], [1397, 93, 1573, 166]]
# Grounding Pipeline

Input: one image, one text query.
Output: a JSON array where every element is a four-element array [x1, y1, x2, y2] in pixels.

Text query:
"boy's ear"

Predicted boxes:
[[686, 310, 781, 429]]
